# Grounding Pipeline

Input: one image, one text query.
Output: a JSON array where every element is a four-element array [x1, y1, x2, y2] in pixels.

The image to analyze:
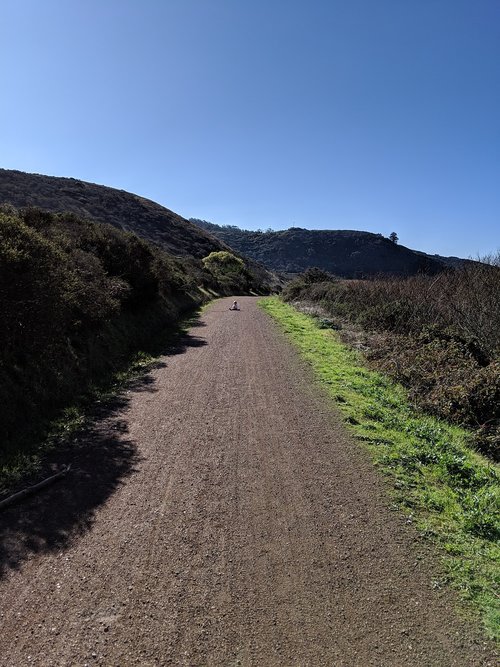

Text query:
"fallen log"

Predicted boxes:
[[0, 465, 71, 511]]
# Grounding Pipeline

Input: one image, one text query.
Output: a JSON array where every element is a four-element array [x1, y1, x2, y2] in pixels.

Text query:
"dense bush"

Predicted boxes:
[[201, 250, 264, 294], [0, 206, 207, 464], [283, 263, 500, 459]]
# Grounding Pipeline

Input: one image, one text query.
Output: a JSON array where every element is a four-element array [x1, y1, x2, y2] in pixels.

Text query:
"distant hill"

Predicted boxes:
[[191, 220, 449, 277], [0, 169, 230, 259], [0, 169, 279, 291], [0, 169, 464, 281], [413, 250, 476, 270]]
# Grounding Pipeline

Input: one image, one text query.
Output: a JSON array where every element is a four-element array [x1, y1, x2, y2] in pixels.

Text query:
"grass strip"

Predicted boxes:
[[260, 296, 500, 641]]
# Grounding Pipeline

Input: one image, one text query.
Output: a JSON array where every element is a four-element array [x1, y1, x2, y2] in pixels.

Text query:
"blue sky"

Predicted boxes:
[[1, 1, 499, 257]]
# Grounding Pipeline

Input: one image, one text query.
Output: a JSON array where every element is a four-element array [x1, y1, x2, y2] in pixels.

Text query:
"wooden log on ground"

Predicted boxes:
[[0, 465, 71, 511]]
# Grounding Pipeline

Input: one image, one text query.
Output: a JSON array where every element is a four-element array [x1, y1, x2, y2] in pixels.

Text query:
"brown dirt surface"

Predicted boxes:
[[0, 297, 497, 666]]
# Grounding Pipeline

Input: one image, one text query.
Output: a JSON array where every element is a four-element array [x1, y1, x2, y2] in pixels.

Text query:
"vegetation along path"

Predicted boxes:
[[0, 297, 496, 666]]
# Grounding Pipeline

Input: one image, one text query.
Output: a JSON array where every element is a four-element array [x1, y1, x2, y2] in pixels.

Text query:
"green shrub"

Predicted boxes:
[[0, 206, 207, 472], [202, 250, 250, 293]]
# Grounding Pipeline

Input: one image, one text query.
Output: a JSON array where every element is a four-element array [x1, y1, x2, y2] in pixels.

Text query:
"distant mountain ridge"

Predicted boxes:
[[191, 219, 457, 277], [0, 169, 468, 281]]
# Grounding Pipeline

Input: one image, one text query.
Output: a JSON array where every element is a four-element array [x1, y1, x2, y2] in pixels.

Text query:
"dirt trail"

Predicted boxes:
[[0, 297, 496, 666]]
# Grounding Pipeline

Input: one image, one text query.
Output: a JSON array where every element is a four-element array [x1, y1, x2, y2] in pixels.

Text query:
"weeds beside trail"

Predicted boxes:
[[282, 266, 500, 460], [260, 297, 500, 642]]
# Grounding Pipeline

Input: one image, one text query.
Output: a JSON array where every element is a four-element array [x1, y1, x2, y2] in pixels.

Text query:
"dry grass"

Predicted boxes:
[[283, 260, 500, 460]]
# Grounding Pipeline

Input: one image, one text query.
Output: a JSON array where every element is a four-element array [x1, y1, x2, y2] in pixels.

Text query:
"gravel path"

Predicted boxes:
[[0, 297, 496, 666]]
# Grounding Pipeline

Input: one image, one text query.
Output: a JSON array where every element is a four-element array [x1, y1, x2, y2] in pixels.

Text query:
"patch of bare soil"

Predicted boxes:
[[0, 297, 496, 666]]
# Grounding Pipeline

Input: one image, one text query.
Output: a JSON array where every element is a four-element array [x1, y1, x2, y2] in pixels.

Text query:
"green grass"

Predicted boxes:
[[260, 296, 500, 641]]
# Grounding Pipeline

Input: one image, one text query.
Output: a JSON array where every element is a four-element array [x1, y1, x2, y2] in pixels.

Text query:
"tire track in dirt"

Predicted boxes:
[[0, 297, 496, 666]]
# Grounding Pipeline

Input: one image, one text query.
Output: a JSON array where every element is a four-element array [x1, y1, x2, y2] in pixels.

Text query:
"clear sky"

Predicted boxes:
[[1, 1, 499, 258]]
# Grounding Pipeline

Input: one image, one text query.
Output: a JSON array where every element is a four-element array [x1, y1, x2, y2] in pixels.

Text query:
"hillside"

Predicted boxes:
[[0, 169, 230, 259], [0, 176, 275, 483], [191, 219, 448, 277], [0, 204, 216, 479]]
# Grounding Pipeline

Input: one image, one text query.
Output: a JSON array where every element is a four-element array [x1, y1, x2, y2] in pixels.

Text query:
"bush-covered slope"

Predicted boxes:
[[0, 206, 263, 482], [283, 266, 500, 460], [0, 169, 278, 292], [191, 219, 447, 277]]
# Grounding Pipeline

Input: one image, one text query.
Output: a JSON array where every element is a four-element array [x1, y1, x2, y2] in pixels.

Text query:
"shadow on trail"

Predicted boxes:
[[0, 327, 208, 579], [0, 391, 140, 579], [167, 334, 208, 355], [187, 319, 207, 328]]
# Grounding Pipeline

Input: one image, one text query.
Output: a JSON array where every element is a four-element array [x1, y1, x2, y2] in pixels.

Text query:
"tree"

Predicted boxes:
[[389, 232, 399, 244]]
